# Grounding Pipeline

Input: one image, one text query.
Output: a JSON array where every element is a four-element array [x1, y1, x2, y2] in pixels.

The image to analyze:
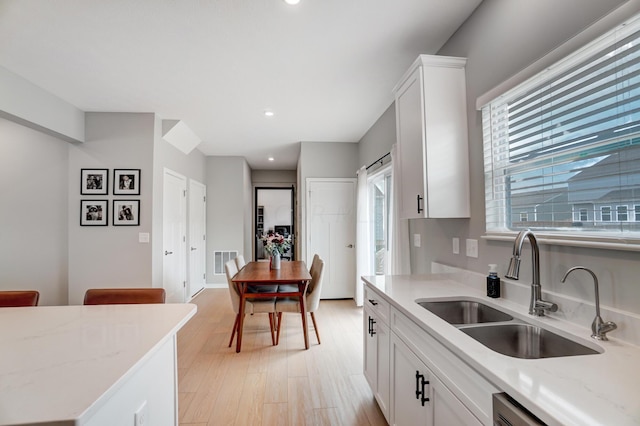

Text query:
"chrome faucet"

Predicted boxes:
[[505, 229, 558, 316], [561, 266, 617, 341]]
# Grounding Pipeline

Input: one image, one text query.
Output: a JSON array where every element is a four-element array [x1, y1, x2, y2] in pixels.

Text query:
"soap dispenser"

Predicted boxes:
[[487, 264, 501, 298]]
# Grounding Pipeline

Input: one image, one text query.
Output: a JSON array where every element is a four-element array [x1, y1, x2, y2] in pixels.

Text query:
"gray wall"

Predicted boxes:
[[406, 0, 640, 314], [0, 118, 69, 305], [298, 142, 359, 261], [68, 112, 155, 305], [205, 156, 251, 284], [358, 103, 396, 169], [151, 115, 207, 290]]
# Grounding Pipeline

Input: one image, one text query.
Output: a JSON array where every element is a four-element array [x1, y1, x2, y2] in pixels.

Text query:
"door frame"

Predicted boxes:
[[254, 186, 295, 261], [188, 179, 206, 299]]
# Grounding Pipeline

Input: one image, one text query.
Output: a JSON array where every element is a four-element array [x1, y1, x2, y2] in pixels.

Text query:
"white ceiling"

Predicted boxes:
[[0, 0, 481, 170]]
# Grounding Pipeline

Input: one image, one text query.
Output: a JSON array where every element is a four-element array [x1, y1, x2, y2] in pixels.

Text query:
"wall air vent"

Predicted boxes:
[[213, 250, 238, 275]]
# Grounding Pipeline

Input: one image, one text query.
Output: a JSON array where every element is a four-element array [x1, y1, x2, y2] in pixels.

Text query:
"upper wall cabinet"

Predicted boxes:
[[394, 55, 470, 219]]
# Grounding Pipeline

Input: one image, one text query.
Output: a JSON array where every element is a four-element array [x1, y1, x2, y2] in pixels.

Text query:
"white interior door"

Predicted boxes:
[[188, 179, 206, 299], [306, 179, 356, 299], [163, 169, 187, 303]]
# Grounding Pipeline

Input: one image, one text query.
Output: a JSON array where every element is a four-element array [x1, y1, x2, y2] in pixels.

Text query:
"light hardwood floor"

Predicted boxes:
[[177, 288, 387, 426]]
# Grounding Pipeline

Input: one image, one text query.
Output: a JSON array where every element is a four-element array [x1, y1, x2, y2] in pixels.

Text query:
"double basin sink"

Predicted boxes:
[[417, 300, 601, 359]]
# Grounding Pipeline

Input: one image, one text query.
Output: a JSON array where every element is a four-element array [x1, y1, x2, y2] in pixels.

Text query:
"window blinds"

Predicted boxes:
[[483, 14, 640, 235]]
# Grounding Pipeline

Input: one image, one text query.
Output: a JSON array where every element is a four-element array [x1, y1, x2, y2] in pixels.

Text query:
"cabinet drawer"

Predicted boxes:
[[391, 307, 498, 425], [364, 286, 390, 325]]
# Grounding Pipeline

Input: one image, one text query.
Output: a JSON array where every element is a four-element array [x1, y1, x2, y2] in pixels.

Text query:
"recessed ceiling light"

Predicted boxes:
[[268, 157, 275, 162], [264, 110, 275, 117], [284, 0, 300, 5]]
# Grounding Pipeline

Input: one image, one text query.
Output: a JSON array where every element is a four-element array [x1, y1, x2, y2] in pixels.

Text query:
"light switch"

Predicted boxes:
[[139, 233, 150, 243], [452, 238, 460, 254], [413, 234, 421, 247]]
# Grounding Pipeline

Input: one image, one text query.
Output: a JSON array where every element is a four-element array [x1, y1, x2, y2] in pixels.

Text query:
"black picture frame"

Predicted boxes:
[[113, 200, 140, 226], [113, 169, 140, 195], [80, 200, 108, 226], [80, 169, 108, 195]]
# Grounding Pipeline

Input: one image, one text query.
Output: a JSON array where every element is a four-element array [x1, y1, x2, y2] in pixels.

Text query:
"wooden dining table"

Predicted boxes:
[[231, 260, 312, 353]]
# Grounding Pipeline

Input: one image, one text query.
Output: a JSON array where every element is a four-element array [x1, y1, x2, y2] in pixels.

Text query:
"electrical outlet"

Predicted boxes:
[[134, 401, 148, 426], [413, 233, 421, 247], [466, 239, 478, 258], [452, 238, 459, 254]]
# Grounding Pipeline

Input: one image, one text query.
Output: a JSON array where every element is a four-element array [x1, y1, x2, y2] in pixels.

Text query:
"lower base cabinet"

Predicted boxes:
[[391, 333, 481, 426]]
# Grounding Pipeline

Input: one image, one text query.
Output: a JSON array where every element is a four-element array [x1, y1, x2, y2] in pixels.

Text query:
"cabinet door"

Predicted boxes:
[[363, 306, 390, 422], [363, 306, 377, 390], [391, 334, 430, 426], [395, 67, 427, 220], [431, 374, 482, 426]]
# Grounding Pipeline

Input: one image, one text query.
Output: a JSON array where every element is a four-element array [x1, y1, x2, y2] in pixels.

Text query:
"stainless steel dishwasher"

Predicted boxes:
[[493, 393, 547, 426]]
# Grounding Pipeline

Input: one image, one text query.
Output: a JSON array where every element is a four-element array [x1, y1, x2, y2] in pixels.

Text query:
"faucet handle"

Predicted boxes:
[[593, 316, 617, 341]]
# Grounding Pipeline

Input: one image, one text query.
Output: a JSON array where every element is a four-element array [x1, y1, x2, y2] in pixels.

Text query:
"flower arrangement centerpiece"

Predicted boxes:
[[261, 232, 291, 269]]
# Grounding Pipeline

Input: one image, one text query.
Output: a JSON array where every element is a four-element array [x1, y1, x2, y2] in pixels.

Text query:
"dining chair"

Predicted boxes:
[[235, 255, 246, 269], [225, 259, 278, 347], [83, 288, 166, 305], [0, 290, 40, 307], [275, 257, 324, 345]]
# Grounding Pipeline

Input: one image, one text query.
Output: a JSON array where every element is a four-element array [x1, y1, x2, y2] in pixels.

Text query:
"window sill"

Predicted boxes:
[[482, 231, 640, 252]]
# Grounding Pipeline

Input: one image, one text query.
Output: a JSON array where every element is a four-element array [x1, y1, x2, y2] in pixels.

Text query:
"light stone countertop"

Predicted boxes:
[[362, 272, 640, 426], [0, 303, 196, 425]]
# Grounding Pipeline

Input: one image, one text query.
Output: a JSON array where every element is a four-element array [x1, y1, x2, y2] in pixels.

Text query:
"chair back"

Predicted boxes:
[[309, 254, 320, 277], [0, 290, 40, 307], [306, 258, 324, 312], [225, 259, 241, 314], [83, 288, 166, 305], [235, 255, 246, 269]]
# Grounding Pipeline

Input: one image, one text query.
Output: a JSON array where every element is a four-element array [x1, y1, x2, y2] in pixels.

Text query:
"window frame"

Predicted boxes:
[[480, 13, 640, 251]]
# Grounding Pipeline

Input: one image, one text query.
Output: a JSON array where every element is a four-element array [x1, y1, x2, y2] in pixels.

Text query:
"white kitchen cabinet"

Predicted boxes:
[[391, 333, 481, 426], [363, 290, 391, 422], [394, 55, 470, 219]]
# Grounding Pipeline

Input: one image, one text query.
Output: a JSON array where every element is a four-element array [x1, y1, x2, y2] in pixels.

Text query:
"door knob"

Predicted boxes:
[[190, 247, 197, 251], [346, 244, 354, 248], [164, 250, 173, 255]]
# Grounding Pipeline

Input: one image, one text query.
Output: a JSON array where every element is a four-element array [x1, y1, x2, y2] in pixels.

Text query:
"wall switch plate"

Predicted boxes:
[[413, 233, 421, 247], [134, 400, 148, 426], [466, 239, 478, 258], [452, 238, 460, 254], [139, 233, 150, 243]]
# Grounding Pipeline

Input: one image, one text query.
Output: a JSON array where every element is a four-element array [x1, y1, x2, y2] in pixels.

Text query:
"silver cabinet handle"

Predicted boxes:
[[164, 250, 173, 255]]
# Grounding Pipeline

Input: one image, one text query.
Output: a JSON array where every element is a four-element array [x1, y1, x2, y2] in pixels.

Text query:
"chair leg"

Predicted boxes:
[[275, 312, 283, 345], [228, 313, 240, 348], [268, 313, 276, 346], [310, 312, 321, 344]]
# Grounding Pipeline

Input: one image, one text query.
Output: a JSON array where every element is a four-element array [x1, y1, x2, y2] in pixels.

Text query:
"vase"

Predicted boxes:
[[271, 252, 281, 270]]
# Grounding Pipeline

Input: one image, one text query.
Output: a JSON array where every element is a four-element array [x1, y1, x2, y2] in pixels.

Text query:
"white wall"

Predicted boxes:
[[358, 103, 396, 168], [0, 118, 69, 305], [68, 112, 155, 304], [404, 0, 640, 316]]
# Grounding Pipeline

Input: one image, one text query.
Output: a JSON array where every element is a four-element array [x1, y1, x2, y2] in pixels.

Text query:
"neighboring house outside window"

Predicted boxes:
[[601, 206, 612, 222]]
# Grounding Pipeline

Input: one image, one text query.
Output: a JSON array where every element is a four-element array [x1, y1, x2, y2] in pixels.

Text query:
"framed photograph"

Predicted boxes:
[[113, 200, 140, 226], [81, 169, 108, 195], [80, 200, 108, 226], [113, 169, 140, 195]]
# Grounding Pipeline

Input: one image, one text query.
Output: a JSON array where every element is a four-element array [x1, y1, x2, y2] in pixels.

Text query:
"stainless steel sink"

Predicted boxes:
[[460, 323, 601, 359], [417, 300, 513, 324]]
